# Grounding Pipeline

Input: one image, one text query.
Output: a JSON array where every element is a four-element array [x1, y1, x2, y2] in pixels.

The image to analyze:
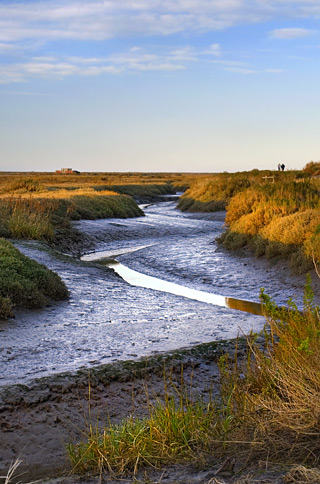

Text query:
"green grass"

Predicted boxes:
[[93, 183, 176, 200], [67, 372, 220, 476], [0, 238, 69, 318]]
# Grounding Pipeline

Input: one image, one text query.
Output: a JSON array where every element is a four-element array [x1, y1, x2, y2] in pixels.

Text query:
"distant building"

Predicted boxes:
[[55, 168, 80, 174]]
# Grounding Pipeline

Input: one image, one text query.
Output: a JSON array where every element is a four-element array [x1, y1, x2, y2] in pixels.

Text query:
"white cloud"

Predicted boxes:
[[270, 27, 315, 39], [0, 42, 19, 53], [203, 43, 221, 56], [225, 66, 258, 75], [0, 1, 318, 44], [0, 46, 192, 83], [0, 1, 316, 84], [0, 1, 271, 43]]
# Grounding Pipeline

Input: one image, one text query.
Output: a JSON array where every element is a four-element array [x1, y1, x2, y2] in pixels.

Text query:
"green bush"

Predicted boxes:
[[0, 238, 69, 318]]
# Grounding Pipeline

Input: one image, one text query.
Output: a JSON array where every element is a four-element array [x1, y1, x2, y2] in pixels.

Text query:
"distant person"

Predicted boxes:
[[278, 163, 281, 171], [281, 163, 285, 171]]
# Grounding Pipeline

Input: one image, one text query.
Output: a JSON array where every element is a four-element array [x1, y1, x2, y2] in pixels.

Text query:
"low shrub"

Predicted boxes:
[[0, 238, 69, 318]]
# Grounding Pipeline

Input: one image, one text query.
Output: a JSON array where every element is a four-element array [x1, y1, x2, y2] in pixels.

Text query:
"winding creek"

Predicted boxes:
[[1, 201, 310, 387]]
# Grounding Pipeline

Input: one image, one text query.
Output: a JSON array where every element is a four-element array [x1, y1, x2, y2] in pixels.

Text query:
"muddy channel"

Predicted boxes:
[[1, 200, 314, 388]]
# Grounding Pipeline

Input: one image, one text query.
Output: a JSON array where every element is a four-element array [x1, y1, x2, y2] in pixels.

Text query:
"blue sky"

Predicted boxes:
[[1, 0, 320, 173]]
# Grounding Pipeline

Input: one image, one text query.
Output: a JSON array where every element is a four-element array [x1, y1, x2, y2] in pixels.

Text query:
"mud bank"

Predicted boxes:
[[0, 339, 241, 481]]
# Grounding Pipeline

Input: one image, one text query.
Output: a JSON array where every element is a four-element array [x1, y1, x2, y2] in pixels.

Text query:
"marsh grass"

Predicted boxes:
[[0, 458, 23, 484], [0, 238, 69, 318], [0, 191, 143, 241], [67, 371, 226, 476], [216, 180, 320, 270], [216, 279, 320, 464], [0, 172, 190, 243]]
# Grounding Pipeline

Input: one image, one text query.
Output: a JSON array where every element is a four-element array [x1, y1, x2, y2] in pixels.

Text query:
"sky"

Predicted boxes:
[[1, 1, 320, 173]]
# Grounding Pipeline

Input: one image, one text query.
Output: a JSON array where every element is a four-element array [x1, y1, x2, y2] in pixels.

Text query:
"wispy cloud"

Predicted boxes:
[[0, 1, 314, 84], [270, 28, 315, 39], [0, 47, 192, 84], [1, 0, 318, 44]]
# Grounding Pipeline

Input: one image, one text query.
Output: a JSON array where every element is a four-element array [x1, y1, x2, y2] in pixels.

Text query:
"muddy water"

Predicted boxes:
[[1, 202, 309, 387]]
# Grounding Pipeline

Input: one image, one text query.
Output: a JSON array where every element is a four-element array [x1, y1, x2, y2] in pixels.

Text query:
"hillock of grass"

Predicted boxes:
[[219, 179, 320, 273], [0, 238, 69, 319]]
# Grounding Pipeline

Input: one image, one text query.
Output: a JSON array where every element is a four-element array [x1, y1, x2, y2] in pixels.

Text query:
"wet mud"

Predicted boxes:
[[2, 201, 315, 387]]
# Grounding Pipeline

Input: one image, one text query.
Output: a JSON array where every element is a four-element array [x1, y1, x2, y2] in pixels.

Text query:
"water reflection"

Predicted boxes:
[[106, 260, 263, 316]]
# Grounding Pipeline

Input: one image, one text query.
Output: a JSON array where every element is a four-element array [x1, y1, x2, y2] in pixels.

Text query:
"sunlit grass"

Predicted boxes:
[[67, 372, 226, 476]]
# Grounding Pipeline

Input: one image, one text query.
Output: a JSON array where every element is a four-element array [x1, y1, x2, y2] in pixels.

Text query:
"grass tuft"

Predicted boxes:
[[67, 371, 221, 476]]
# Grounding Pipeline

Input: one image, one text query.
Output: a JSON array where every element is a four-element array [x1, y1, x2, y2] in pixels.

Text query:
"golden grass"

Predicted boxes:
[[284, 465, 320, 483], [0, 171, 195, 193], [0, 187, 120, 199]]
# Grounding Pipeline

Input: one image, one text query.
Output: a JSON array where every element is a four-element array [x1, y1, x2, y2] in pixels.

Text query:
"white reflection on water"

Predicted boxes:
[[110, 261, 227, 307], [82, 247, 263, 316]]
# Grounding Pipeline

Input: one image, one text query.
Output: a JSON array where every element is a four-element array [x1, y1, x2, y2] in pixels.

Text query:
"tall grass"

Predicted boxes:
[[216, 279, 320, 463], [0, 192, 143, 242], [67, 372, 222, 476], [0, 459, 23, 484], [177, 173, 252, 212]]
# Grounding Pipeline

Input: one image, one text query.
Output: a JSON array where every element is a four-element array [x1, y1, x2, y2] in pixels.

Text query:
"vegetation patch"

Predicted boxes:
[[67, 379, 218, 475], [176, 167, 320, 270], [93, 183, 176, 201], [177, 173, 253, 212], [0, 192, 143, 243], [0, 238, 69, 319], [67, 281, 320, 478]]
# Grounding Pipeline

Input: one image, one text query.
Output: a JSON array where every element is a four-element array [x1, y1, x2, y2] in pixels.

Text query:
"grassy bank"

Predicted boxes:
[[0, 189, 144, 242], [0, 170, 199, 243], [177, 166, 320, 272], [66, 281, 320, 478], [219, 178, 320, 272], [0, 238, 68, 319]]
